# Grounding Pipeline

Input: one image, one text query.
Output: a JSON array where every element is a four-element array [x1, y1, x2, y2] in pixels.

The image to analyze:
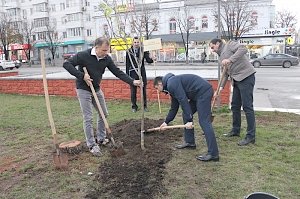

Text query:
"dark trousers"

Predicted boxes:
[[231, 73, 256, 139], [182, 87, 219, 156], [130, 84, 147, 109]]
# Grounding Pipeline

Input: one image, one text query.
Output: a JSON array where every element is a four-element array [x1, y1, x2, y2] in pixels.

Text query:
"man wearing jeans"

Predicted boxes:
[[63, 37, 141, 156], [209, 38, 256, 146]]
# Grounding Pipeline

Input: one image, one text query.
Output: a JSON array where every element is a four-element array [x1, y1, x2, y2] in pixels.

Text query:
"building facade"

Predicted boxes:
[[0, 0, 284, 63]]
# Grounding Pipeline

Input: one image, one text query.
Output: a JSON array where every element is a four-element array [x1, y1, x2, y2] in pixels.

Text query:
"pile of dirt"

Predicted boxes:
[[85, 118, 183, 199]]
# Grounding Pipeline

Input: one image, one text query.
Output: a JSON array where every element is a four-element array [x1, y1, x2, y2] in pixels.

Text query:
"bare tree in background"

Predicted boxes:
[[174, 5, 194, 64], [44, 18, 61, 66], [214, 0, 255, 41], [275, 10, 297, 28], [0, 15, 18, 60], [15, 20, 34, 66]]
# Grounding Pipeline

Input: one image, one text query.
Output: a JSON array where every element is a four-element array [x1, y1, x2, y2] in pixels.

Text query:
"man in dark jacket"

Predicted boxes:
[[63, 37, 141, 156], [126, 37, 153, 112], [154, 73, 219, 162], [210, 38, 256, 146]]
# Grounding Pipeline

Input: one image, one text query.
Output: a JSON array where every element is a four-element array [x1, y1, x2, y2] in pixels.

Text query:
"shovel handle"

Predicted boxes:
[[83, 68, 115, 145], [146, 124, 192, 132], [211, 68, 228, 111]]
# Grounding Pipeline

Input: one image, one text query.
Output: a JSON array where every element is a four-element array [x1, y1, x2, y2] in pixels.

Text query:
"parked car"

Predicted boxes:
[[63, 52, 76, 60], [0, 60, 15, 71], [250, 53, 299, 68], [14, 60, 22, 68]]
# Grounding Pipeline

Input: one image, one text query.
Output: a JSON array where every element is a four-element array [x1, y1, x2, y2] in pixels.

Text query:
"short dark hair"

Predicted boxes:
[[153, 76, 163, 87], [210, 38, 222, 45], [94, 37, 110, 46], [133, 36, 139, 40]]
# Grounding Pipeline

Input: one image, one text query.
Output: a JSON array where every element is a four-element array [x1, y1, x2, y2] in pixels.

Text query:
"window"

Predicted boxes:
[[201, 15, 208, 29], [87, 29, 92, 36], [67, 13, 80, 22], [169, 18, 176, 34], [188, 16, 195, 31], [60, 3, 65, 11], [67, 27, 83, 37], [63, 32, 67, 38], [251, 11, 258, 26], [34, 3, 47, 12], [51, 4, 56, 12], [104, 24, 109, 37], [33, 17, 49, 27]]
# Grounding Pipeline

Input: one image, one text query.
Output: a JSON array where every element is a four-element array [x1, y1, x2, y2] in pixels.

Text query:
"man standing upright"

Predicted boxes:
[[126, 37, 153, 112], [209, 38, 256, 146]]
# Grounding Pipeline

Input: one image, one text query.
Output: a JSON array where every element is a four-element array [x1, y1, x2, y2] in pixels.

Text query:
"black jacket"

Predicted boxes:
[[63, 48, 134, 92], [125, 47, 153, 84], [162, 73, 212, 124]]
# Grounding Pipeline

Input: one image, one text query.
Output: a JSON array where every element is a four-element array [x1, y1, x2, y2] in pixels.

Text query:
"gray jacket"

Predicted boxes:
[[216, 40, 256, 86]]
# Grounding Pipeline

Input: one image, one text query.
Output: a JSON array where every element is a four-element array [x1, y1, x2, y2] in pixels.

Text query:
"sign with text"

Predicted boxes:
[[143, 38, 162, 51]]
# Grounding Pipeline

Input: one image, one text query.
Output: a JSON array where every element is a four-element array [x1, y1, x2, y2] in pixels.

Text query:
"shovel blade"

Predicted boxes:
[[53, 151, 68, 169], [109, 141, 126, 157]]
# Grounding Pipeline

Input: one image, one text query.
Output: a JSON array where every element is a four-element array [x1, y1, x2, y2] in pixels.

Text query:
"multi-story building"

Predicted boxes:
[[1, 0, 291, 63]]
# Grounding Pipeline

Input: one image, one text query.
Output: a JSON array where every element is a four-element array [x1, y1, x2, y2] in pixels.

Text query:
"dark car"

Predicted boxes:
[[250, 53, 299, 68]]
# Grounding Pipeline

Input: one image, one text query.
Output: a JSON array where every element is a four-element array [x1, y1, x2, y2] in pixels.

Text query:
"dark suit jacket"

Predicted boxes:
[[125, 47, 153, 85]]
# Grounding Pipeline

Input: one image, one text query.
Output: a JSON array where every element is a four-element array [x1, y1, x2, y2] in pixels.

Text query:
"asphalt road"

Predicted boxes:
[[254, 65, 300, 111], [16, 63, 300, 112]]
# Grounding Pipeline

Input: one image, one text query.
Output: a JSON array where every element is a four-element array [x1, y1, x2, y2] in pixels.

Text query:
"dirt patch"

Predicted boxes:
[[85, 118, 183, 199]]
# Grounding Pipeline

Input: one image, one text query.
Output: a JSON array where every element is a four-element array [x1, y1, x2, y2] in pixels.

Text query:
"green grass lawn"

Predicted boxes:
[[0, 93, 299, 199]]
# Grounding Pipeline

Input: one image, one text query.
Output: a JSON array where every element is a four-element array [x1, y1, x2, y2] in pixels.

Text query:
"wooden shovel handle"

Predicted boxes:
[[146, 124, 192, 132], [211, 68, 228, 111], [83, 67, 112, 136]]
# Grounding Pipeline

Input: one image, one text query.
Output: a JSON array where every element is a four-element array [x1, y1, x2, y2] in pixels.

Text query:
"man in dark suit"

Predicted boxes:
[[126, 37, 153, 112]]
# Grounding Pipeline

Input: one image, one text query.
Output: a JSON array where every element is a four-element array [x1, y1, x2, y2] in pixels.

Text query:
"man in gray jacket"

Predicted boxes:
[[209, 38, 256, 146]]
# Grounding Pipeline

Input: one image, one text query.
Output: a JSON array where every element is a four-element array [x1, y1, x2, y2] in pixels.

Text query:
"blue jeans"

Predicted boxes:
[[76, 89, 108, 148], [183, 87, 219, 156], [231, 73, 256, 139]]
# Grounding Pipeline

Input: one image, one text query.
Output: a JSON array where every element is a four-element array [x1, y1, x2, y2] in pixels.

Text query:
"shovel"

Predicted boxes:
[[41, 50, 68, 169], [211, 68, 228, 122], [146, 124, 193, 133], [83, 67, 125, 157]]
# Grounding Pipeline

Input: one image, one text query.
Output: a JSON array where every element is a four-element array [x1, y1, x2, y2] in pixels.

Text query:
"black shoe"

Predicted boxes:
[[175, 143, 196, 149], [132, 108, 137, 113], [196, 154, 219, 162], [238, 137, 255, 146], [224, 131, 240, 137]]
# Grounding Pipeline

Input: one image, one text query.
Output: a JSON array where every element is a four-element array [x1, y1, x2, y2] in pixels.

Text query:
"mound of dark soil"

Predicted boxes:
[[85, 118, 183, 199]]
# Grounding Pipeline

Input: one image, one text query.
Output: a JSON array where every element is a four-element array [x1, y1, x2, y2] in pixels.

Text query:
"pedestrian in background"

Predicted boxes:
[[154, 73, 219, 162], [126, 37, 153, 113], [63, 37, 141, 156], [209, 38, 256, 146]]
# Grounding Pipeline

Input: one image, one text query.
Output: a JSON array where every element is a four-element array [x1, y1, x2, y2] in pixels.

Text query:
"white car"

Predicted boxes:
[[0, 60, 16, 70]]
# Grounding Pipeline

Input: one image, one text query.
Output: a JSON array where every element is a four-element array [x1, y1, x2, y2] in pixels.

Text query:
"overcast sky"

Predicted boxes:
[[271, 0, 299, 29]]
